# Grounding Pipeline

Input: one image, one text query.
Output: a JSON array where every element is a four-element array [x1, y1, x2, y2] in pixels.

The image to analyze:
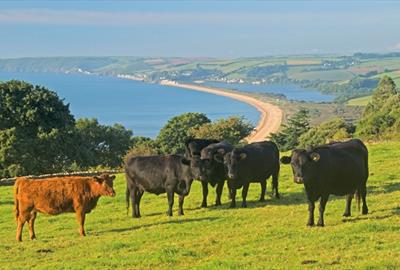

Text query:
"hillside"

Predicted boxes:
[[0, 141, 399, 269], [2, 53, 400, 102]]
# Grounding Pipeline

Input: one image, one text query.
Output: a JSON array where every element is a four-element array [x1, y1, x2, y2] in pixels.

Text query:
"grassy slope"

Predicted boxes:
[[347, 95, 372, 106], [0, 142, 399, 269]]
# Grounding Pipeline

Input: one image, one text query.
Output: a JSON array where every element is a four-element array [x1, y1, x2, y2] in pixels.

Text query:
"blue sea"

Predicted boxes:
[[0, 72, 335, 137], [0, 72, 261, 138]]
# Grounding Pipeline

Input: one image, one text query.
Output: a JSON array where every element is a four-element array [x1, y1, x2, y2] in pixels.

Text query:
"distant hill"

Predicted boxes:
[[2, 52, 400, 102]]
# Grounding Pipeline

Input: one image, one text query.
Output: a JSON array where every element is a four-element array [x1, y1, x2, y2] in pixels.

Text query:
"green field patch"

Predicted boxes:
[[288, 69, 355, 81], [347, 95, 372, 106]]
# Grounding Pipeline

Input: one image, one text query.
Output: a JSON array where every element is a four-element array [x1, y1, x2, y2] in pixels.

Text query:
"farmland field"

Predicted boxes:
[[287, 70, 355, 81], [0, 141, 399, 269], [347, 95, 372, 106]]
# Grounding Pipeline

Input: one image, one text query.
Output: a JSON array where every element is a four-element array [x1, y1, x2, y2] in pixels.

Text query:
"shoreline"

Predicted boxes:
[[160, 80, 283, 143]]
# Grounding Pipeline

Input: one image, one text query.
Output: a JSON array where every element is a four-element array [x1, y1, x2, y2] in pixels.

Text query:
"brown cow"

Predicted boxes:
[[13, 174, 116, 241]]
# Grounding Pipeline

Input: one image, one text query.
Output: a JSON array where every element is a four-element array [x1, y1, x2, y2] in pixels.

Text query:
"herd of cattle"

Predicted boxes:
[[13, 138, 369, 241]]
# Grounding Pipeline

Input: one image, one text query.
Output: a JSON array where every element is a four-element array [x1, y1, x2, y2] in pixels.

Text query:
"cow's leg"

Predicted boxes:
[[28, 212, 37, 240], [75, 209, 86, 236], [16, 213, 29, 242], [307, 201, 315, 226], [317, 195, 329, 227], [241, 183, 250, 208], [229, 188, 237, 208], [272, 171, 280, 199], [360, 185, 368, 215], [167, 191, 174, 217], [130, 186, 139, 218], [135, 189, 144, 218], [215, 181, 224, 206], [259, 180, 266, 202], [201, 181, 208, 208], [178, 195, 185, 216], [343, 194, 353, 217]]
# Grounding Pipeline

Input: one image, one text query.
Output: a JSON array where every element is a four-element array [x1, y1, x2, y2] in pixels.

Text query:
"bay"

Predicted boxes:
[[0, 72, 260, 138]]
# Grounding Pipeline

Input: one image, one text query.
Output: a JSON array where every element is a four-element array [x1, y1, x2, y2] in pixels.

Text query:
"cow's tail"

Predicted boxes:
[[13, 179, 20, 220], [355, 189, 361, 212]]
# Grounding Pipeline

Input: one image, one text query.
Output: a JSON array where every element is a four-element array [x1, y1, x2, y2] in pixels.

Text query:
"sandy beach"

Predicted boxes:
[[160, 81, 283, 143]]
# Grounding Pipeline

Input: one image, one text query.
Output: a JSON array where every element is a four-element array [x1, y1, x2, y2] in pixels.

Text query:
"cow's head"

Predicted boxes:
[[182, 156, 206, 181], [224, 149, 247, 189], [280, 149, 320, 184], [95, 174, 116, 196], [199, 147, 227, 179]]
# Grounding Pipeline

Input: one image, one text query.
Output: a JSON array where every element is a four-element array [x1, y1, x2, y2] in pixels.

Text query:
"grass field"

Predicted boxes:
[[0, 141, 399, 269], [347, 95, 372, 106], [287, 70, 355, 81]]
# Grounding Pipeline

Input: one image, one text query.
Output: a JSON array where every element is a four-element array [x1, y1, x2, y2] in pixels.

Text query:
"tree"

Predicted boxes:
[[156, 113, 210, 154], [189, 116, 253, 145], [74, 118, 133, 168], [356, 76, 400, 137], [270, 108, 310, 151], [298, 118, 355, 148], [0, 80, 75, 177], [123, 136, 159, 164]]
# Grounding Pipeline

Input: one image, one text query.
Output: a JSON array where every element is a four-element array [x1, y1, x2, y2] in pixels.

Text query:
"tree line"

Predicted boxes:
[[271, 76, 400, 151], [0, 80, 253, 178]]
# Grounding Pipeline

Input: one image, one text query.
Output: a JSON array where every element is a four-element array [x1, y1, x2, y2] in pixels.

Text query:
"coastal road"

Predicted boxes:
[[160, 81, 283, 143]]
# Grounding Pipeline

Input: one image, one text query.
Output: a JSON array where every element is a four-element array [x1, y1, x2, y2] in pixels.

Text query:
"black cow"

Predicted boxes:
[[197, 141, 234, 207], [280, 139, 369, 227], [223, 141, 280, 208], [125, 154, 197, 217]]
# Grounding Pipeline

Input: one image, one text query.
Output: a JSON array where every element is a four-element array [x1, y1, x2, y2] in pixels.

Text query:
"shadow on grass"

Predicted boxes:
[[100, 216, 220, 234], [198, 191, 309, 210], [368, 182, 400, 195], [342, 213, 394, 223], [0, 200, 13, 206]]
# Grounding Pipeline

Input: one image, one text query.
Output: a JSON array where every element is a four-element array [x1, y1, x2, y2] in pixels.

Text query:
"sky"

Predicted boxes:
[[0, 0, 400, 58]]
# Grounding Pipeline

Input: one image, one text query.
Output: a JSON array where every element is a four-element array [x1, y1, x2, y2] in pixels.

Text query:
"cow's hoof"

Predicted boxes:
[[201, 203, 207, 208], [316, 222, 324, 227], [215, 201, 221, 206], [259, 198, 265, 202], [167, 212, 173, 217], [275, 193, 280, 199], [307, 222, 314, 227], [362, 207, 369, 215], [241, 203, 247, 208], [342, 212, 351, 217], [30, 236, 36, 240]]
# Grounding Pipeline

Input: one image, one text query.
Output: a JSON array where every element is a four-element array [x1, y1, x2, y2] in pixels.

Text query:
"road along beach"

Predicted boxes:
[[160, 81, 283, 143]]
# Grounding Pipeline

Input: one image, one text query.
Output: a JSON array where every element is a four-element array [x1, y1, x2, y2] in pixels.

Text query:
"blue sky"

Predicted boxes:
[[1, 1, 399, 58]]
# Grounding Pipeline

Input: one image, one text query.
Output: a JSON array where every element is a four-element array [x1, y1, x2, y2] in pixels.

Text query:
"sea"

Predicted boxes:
[[0, 72, 335, 138]]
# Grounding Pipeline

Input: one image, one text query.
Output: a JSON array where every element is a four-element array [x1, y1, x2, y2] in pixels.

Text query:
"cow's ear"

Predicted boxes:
[[309, 152, 320, 162], [280, 156, 291, 164], [181, 158, 191, 166], [109, 175, 116, 181], [213, 154, 223, 163], [240, 153, 247, 160], [94, 176, 104, 183]]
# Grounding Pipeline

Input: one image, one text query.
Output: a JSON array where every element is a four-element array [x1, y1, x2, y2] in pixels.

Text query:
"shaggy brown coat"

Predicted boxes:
[[14, 174, 116, 241]]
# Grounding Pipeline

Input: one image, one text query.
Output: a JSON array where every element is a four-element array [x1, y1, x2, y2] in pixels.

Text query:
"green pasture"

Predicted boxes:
[[347, 95, 372, 106], [0, 141, 399, 269], [288, 70, 355, 81]]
